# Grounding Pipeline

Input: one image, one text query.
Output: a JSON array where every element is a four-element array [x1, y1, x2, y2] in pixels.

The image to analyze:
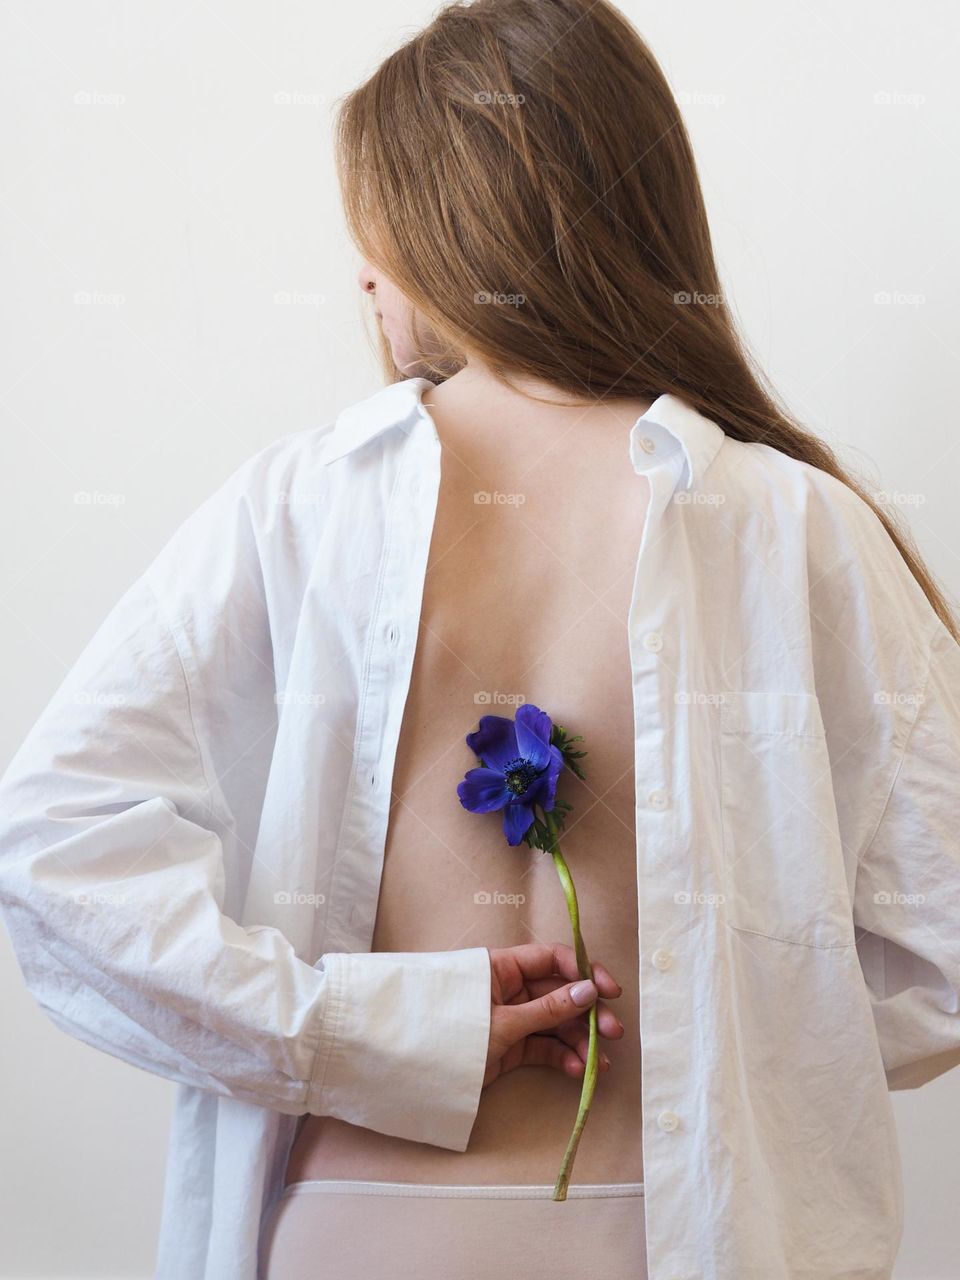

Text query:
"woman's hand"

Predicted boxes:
[[483, 941, 625, 1088]]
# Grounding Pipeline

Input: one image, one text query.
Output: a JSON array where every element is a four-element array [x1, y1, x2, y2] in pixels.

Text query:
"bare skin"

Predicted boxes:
[[283, 269, 652, 1188]]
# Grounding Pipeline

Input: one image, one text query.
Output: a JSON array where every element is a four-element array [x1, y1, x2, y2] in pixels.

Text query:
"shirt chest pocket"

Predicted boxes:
[[718, 691, 855, 949]]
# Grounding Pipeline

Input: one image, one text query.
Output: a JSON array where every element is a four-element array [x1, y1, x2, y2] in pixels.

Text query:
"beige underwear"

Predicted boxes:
[[260, 1178, 647, 1279]]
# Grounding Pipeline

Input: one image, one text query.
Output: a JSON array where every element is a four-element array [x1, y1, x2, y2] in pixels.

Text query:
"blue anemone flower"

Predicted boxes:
[[457, 703, 565, 846]]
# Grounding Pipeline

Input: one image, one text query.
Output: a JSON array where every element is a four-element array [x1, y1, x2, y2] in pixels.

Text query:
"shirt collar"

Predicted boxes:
[[318, 378, 434, 465], [320, 378, 725, 491], [628, 391, 726, 492]]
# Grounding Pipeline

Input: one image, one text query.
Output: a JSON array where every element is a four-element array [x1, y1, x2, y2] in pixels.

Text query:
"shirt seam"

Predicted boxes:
[[853, 623, 937, 874], [727, 925, 857, 950], [307, 951, 345, 1109], [142, 571, 217, 826]]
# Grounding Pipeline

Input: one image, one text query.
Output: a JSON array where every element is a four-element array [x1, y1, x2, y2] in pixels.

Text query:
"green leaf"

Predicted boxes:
[[549, 723, 589, 781], [523, 815, 553, 852]]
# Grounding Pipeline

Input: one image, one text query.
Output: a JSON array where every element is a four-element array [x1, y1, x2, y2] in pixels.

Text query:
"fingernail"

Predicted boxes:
[[601, 1053, 611, 1068], [571, 979, 597, 1006]]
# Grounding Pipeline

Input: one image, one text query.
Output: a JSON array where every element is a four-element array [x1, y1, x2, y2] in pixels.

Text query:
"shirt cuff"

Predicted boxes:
[[306, 946, 491, 1151]]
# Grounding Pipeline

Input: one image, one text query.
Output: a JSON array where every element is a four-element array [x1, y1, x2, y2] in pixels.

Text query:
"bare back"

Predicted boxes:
[[285, 378, 653, 1186]]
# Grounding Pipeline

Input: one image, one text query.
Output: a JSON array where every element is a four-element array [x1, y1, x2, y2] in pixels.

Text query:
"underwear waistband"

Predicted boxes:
[[279, 1179, 644, 1200]]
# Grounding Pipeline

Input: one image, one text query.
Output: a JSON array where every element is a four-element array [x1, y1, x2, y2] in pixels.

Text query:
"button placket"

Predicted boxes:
[[637, 621, 669, 813], [627, 456, 691, 1276], [332, 433, 439, 953]]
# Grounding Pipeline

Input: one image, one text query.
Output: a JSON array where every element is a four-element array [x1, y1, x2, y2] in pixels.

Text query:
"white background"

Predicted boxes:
[[1, 2, 958, 1276]]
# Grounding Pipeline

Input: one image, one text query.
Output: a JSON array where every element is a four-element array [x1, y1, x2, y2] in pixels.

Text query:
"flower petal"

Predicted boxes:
[[465, 715, 518, 770], [528, 744, 565, 812], [457, 767, 511, 813], [503, 800, 535, 846], [514, 703, 552, 771]]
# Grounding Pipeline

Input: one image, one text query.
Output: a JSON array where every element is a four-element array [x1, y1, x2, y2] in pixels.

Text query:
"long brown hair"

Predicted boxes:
[[334, 0, 958, 640]]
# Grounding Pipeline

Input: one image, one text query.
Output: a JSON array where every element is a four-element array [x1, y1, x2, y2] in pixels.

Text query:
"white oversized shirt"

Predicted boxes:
[[0, 377, 958, 1280]]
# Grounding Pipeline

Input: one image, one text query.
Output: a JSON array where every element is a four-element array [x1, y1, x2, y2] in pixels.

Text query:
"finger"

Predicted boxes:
[[519, 1034, 587, 1078], [548, 945, 624, 998], [522, 979, 625, 1038], [501, 977, 599, 1042], [508, 942, 623, 999], [501, 942, 572, 986], [565, 1003, 625, 1040], [549, 1024, 613, 1070], [589, 960, 623, 998]]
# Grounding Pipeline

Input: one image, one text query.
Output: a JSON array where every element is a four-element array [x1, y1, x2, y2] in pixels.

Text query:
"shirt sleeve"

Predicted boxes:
[[853, 620, 960, 1090], [0, 450, 490, 1153]]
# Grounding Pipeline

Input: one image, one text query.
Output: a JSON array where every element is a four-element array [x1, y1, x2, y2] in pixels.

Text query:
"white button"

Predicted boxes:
[[639, 435, 657, 454], [647, 789, 669, 809], [657, 1109, 680, 1132], [652, 948, 673, 970], [642, 631, 662, 652]]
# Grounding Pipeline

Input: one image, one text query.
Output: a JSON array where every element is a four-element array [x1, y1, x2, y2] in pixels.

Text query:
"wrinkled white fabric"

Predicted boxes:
[[0, 376, 957, 1280]]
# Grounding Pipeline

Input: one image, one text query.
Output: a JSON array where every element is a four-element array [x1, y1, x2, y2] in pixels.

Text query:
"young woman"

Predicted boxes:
[[1, 2, 958, 1278]]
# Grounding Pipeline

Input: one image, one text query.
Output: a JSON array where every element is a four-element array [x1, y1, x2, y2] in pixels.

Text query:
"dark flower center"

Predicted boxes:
[[503, 756, 540, 796]]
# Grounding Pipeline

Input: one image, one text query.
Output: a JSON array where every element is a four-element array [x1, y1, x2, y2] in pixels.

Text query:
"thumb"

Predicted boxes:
[[503, 978, 598, 1043]]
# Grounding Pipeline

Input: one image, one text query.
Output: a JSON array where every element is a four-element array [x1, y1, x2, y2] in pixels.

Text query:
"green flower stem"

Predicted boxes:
[[543, 808, 599, 1202]]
